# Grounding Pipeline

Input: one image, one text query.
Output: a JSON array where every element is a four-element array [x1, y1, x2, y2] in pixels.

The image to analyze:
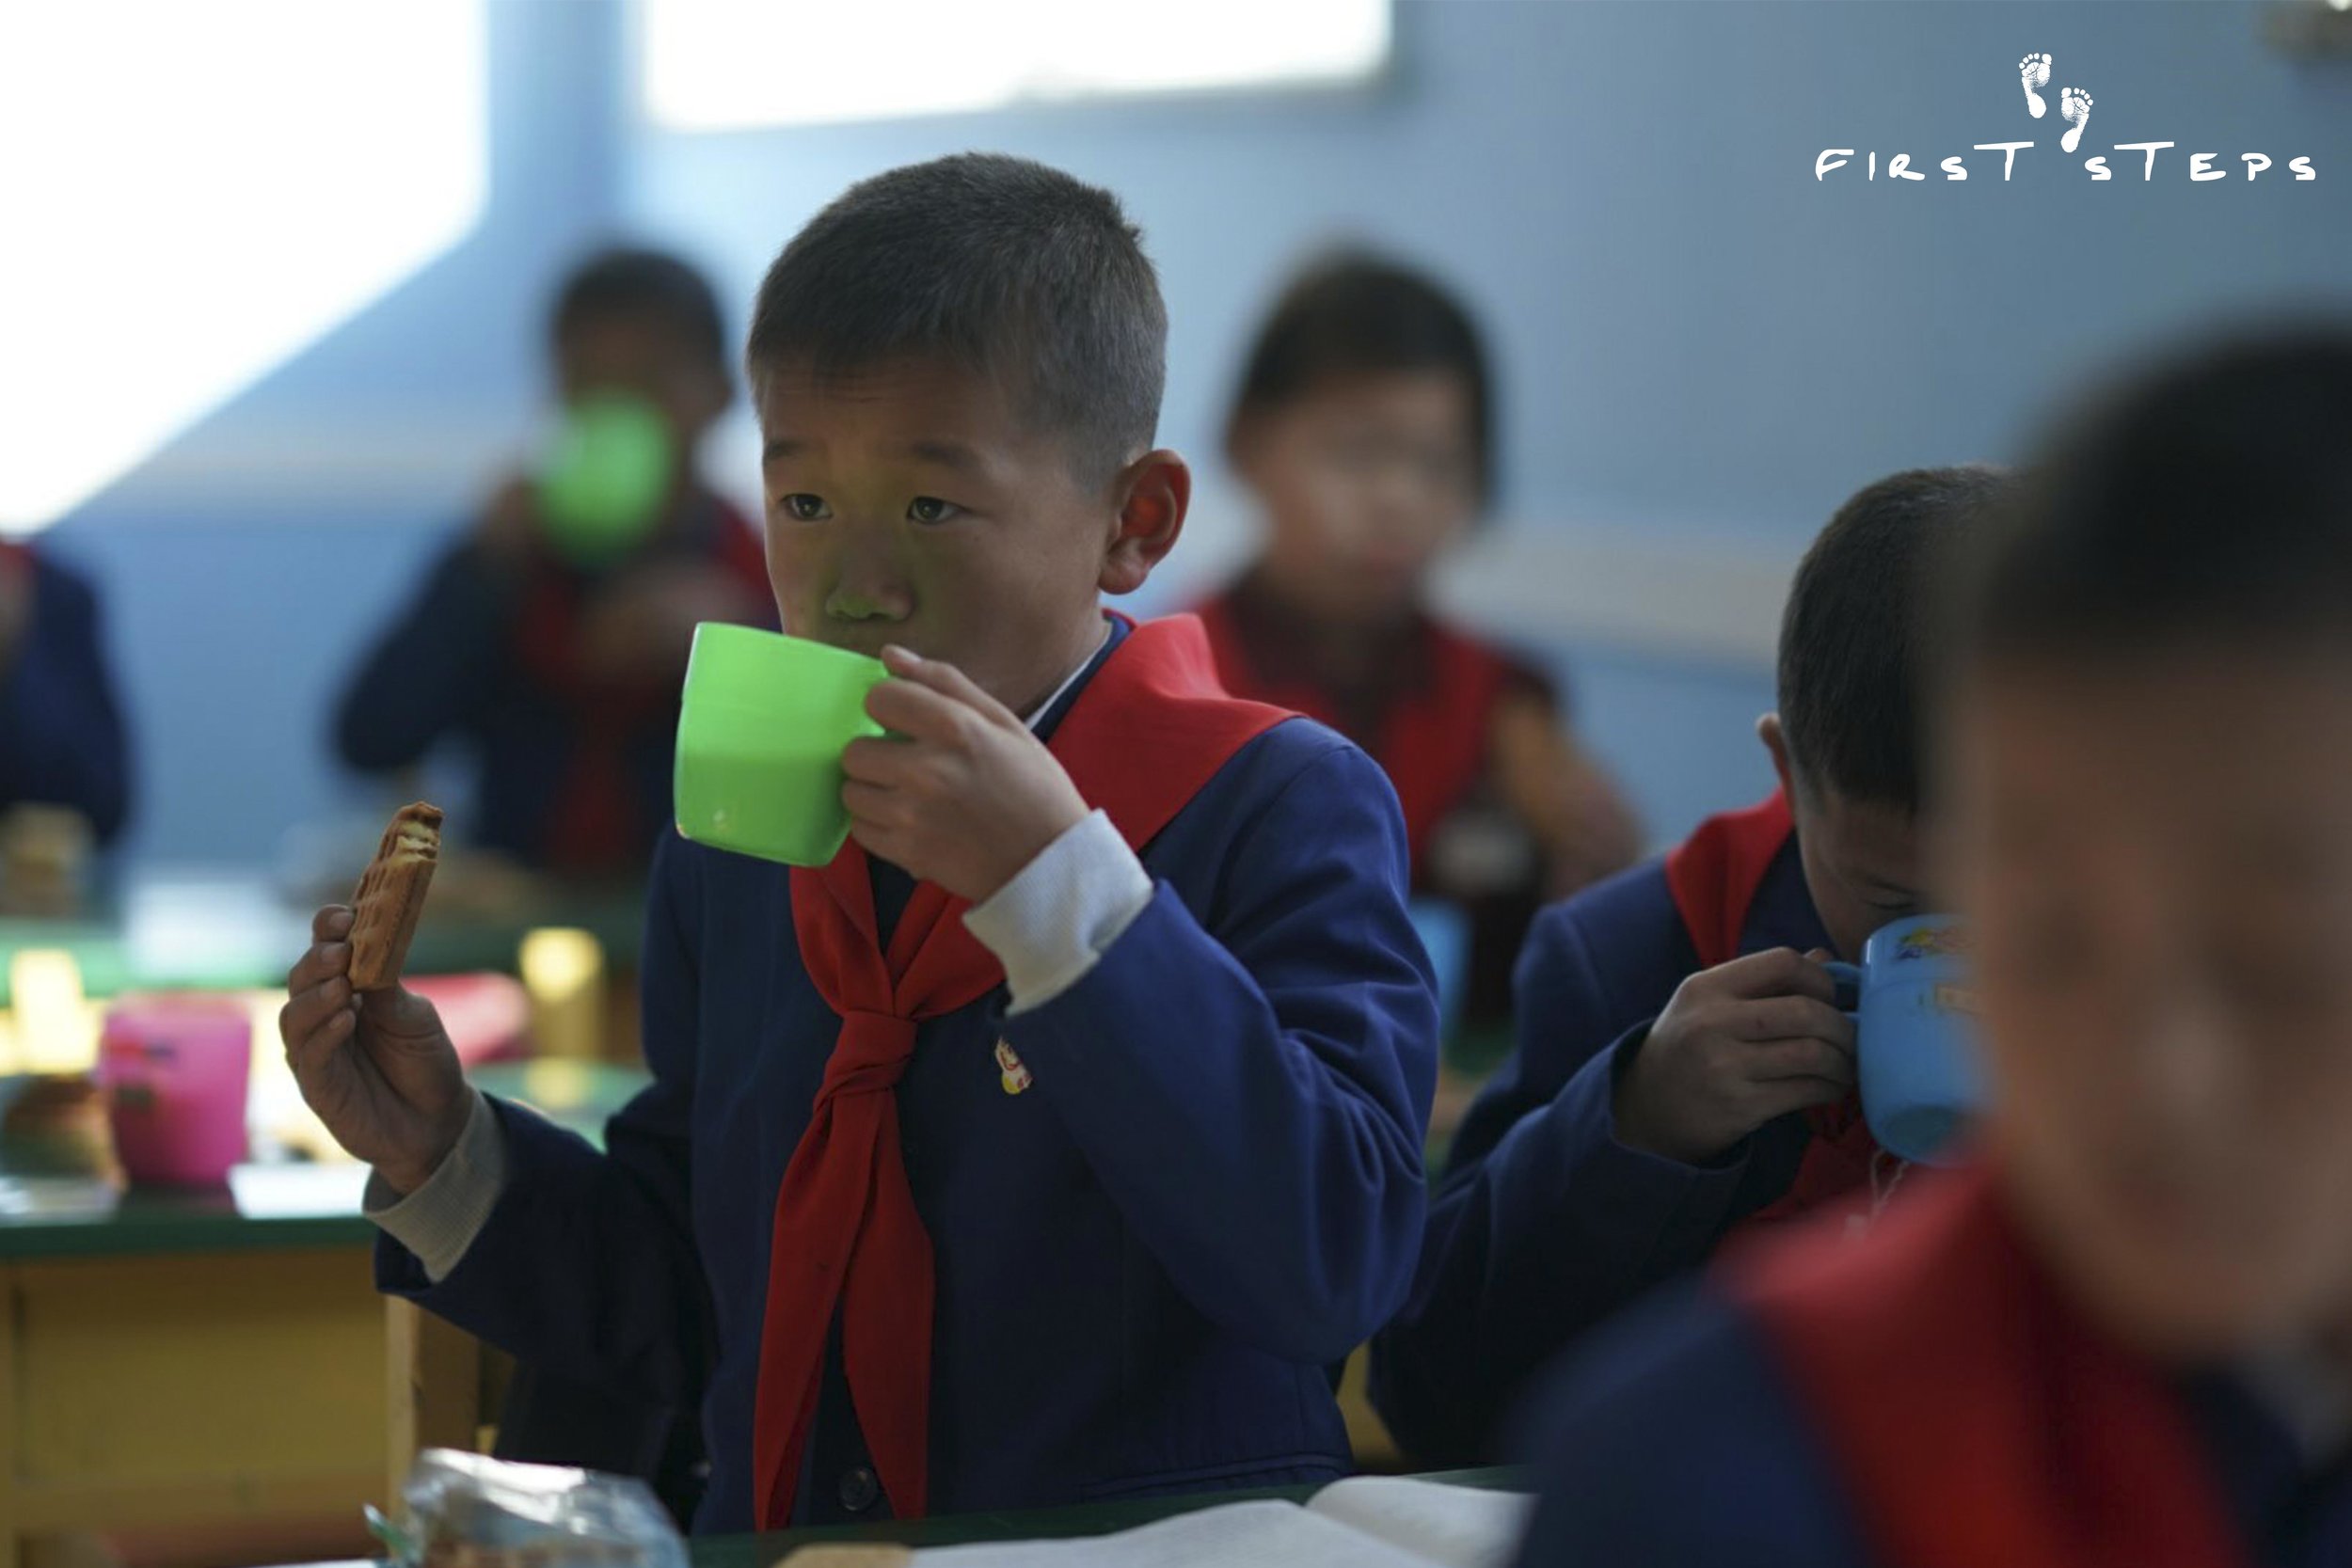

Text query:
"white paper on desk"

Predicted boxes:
[[1303, 1477, 1534, 1568], [902, 1481, 1534, 1568], [910, 1499, 1434, 1568]]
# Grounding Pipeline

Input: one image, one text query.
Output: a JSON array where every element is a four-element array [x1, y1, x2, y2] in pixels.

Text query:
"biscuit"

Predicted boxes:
[[349, 801, 443, 991]]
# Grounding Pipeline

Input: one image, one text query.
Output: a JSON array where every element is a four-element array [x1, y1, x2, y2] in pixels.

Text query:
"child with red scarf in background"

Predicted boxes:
[[336, 246, 771, 879], [1372, 467, 2010, 1464], [1199, 255, 1640, 1030], [1512, 330, 2352, 1568], [0, 539, 129, 844]]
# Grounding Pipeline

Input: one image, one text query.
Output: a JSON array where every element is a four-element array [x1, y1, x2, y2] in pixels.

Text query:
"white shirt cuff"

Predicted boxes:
[[962, 808, 1154, 1014], [363, 1087, 508, 1283]]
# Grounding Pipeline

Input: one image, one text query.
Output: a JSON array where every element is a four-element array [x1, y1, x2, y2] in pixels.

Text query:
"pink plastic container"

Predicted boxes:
[[97, 998, 252, 1186]]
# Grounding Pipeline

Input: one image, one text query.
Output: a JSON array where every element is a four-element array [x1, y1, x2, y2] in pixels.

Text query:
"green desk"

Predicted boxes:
[[0, 877, 647, 1009], [0, 1061, 647, 1568]]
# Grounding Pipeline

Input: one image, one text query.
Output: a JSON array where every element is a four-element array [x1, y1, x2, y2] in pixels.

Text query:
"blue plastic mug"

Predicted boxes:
[[1823, 914, 1984, 1164]]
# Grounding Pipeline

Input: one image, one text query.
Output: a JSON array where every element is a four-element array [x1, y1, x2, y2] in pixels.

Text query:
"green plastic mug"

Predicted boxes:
[[673, 623, 889, 866], [536, 390, 675, 566]]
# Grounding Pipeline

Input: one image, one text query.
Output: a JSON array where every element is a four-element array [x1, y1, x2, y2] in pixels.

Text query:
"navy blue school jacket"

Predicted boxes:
[[1370, 836, 1829, 1464], [377, 620, 1440, 1532], [0, 551, 130, 844], [1510, 1283, 2352, 1568]]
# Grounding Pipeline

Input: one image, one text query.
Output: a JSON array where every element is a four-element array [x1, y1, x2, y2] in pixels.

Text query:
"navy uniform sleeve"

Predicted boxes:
[[336, 536, 520, 772], [375, 831, 716, 1406], [1510, 1284, 1868, 1568], [1001, 736, 1439, 1366], [0, 557, 131, 844], [1370, 876, 1759, 1464]]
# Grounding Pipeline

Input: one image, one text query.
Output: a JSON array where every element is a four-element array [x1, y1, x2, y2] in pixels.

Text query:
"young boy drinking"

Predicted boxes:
[[336, 246, 771, 878], [281, 155, 1438, 1532], [1514, 328, 2352, 1568], [1200, 253, 1639, 1027], [1373, 467, 2010, 1464]]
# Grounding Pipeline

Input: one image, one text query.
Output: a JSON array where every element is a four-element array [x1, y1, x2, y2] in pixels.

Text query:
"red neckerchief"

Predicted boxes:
[[752, 612, 1291, 1526], [1731, 1166, 2250, 1568], [1196, 588, 1509, 868], [1662, 791, 1879, 1227], [517, 496, 770, 873]]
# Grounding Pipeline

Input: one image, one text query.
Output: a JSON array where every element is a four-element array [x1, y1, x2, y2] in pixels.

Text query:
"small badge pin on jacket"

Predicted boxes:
[[993, 1038, 1032, 1095]]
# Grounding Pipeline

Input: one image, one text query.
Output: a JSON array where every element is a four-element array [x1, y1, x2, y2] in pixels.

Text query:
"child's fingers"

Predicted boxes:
[[845, 815, 908, 867], [286, 939, 353, 994], [280, 989, 356, 1061], [864, 677, 970, 743], [1731, 995, 1855, 1053], [284, 1012, 356, 1075], [1751, 1037, 1858, 1088], [880, 645, 1020, 726], [840, 780, 904, 827], [843, 735, 924, 786], [1712, 946, 1839, 1004], [280, 972, 353, 1042], [312, 905, 354, 942]]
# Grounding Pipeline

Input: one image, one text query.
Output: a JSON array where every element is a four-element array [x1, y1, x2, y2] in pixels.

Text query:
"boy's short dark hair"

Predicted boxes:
[[1963, 327, 2352, 669], [1226, 251, 1494, 504], [551, 245, 728, 368], [745, 153, 1167, 485], [1779, 466, 2010, 812]]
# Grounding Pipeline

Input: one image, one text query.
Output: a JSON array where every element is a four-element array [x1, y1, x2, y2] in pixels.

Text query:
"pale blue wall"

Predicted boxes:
[[46, 0, 631, 864], [45, 0, 2352, 862], [621, 0, 2352, 842]]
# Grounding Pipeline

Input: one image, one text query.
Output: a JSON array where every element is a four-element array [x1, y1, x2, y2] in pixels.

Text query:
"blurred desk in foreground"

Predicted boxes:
[[0, 1060, 647, 1568]]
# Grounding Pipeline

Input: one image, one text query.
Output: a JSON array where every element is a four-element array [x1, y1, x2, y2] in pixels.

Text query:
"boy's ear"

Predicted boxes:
[[1757, 712, 1797, 800], [1100, 450, 1190, 596]]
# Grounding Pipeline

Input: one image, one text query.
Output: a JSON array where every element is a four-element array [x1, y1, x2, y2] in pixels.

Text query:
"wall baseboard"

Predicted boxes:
[[1433, 523, 1790, 671]]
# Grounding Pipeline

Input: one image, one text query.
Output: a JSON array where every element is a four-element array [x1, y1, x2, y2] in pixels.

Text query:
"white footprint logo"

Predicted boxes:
[[2019, 53, 2052, 118], [2059, 87, 2093, 154]]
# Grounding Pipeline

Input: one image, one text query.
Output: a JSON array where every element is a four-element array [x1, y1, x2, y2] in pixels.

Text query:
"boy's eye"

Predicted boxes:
[[779, 494, 830, 523], [908, 497, 961, 525]]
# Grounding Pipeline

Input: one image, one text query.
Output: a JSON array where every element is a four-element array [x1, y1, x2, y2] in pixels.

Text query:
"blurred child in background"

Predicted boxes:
[[1200, 254, 1639, 1029], [0, 539, 130, 847], [1515, 329, 2352, 1568], [336, 246, 771, 879]]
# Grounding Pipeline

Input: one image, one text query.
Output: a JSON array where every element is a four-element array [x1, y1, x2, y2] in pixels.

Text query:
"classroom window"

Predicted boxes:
[[0, 0, 488, 534], [635, 0, 1392, 132]]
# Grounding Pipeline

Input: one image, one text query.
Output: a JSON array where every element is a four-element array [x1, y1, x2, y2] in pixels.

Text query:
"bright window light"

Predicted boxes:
[[639, 0, 1391, 132], [0, 1, 487, 535]]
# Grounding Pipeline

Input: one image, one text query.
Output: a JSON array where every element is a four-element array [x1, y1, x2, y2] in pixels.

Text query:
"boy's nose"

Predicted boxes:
[[824, 576, 914, 622]]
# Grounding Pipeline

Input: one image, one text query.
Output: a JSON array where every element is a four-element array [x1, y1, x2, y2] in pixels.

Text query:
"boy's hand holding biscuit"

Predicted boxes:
[[279, 802, 465, 1196], [1613, 946, 1856, 1165], [842, 645, 1090, 903], [280, 907, 469, 1195]]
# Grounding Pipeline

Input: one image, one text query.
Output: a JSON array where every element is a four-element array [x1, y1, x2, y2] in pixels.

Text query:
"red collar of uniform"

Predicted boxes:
[[1663, 789, 1796, 971]]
